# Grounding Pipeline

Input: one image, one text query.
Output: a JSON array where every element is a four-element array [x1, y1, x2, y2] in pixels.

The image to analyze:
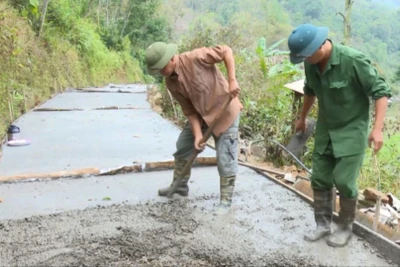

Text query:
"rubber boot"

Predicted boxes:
[[304, 189, 333, 242], [326, 196, 357, 247], [220, 176, 236, 207], [158, 159, 190, 197]]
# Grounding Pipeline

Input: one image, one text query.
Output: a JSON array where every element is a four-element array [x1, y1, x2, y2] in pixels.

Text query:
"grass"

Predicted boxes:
[[387, 102, 400, 118], [359, 104, 400, 198], [0, 1, 144, 139]]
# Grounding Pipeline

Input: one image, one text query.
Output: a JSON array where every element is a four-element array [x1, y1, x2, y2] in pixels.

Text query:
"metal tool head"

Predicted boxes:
[[285, 118, 315, 158]]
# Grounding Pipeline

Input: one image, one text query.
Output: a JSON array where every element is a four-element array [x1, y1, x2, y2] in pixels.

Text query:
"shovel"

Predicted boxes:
[[166, 94, 234, 198], [269, 118, 315, 174], [285, 118, 315, 159]]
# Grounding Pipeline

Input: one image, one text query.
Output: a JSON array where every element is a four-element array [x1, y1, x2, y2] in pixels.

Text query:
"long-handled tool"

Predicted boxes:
[[166, 94, 234, 198], [268, 118, 315, 175], [269, 139, 312, 175]]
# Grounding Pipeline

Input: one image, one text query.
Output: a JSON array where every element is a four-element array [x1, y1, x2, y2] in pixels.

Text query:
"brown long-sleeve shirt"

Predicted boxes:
[[165, 45, 243, 137]]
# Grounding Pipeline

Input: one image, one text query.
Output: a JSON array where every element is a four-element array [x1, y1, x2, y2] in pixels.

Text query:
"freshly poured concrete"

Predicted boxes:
[[76, 83, 148, 93], [37, 91, 150, 110], [0, 84, 396, 266], [0, 84, 214, 177], [0, 166, 394, 266]]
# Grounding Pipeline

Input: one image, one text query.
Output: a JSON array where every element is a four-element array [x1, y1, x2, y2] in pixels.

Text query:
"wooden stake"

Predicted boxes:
[[332, 188, 337, 212], [166, 88, 178, 121], [373, 195, 381, 232]]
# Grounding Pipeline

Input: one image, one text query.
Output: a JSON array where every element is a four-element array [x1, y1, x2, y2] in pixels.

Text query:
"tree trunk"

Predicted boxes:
[[120, 4, 134, 39], [343, 0, 353, 45], [37, 0, 50, 38]]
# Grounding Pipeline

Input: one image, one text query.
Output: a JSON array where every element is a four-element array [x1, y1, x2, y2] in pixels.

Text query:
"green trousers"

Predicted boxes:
[[311, 140, 365, 198]]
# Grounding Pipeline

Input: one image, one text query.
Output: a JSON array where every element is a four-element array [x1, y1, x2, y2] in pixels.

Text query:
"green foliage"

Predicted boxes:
[[281, 0, 400, 86], [0, 0, 160, 138], [157, 0, 399, 197], [360, 134, 400, 197], [358, 101, 400, 197]]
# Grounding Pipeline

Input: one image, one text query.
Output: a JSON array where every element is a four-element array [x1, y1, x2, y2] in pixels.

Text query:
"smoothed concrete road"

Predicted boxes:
[[0, 84, 396, 266], [0, 84, 214, 177]]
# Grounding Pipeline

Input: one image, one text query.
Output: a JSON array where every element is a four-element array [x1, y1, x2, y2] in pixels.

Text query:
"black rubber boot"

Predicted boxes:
[[158, 159, 190, 197], [304, 189, 333, 242], [326, 196, 357, 247], [220, 176, 236, 207]]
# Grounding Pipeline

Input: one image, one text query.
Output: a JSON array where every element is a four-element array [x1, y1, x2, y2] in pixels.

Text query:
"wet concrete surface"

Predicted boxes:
[[0, 166, 394, 266], [0, 84, 214, 177], [74, 83, 148, 93], [37, 91, 150, 110], [0, 84, 396, 266]]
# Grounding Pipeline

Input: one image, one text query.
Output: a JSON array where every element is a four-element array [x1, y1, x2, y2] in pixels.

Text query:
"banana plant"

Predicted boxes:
[[256, 37, 302, 80]]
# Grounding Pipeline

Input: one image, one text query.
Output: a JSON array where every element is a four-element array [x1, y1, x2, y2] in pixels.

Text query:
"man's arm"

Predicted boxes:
[[299, 95, 316, 122], [295, 79, 316, 133], [373, 97, 388, 132], [165, 81, 204, 149], [197, 45, 240, 97], [222, 46, 236, 82], [187, 113, 202, 137], [223, 46, 240, 98], [353, 53, 392, 151], [300, 79, 316, 121]]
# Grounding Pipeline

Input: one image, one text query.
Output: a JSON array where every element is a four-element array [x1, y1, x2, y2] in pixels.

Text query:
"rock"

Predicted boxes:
[[283, 173, 296, 183], [363, 188, 389, 204], [387, 193, 400, 212], [251, 145, 266, 158]]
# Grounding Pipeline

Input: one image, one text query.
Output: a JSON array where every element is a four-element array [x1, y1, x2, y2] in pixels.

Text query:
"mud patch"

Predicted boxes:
[[0, 198, 324, 267]]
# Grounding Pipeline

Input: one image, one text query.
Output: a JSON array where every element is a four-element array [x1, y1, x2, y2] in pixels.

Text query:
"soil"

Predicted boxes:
[[0, 197, 325, 267]]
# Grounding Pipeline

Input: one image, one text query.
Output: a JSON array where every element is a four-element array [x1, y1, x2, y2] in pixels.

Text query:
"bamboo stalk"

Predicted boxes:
[[22, 88, 27, 113], [8, 99, 13, 122], [167, 88, 178, 120]]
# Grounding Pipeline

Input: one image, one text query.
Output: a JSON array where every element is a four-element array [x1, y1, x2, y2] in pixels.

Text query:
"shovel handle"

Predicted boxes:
[[166, 94, 234, 198]]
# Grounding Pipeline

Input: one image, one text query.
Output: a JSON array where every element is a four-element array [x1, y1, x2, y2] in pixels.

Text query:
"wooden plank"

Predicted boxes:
[[145, 157, 217, 171], [0, 168, 101, 182], [99, 165, 142, 176]]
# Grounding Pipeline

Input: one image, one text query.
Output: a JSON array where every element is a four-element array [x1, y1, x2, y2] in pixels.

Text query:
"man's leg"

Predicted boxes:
[[215, 114, 240, 207], [326, 151, 365, 247], [158, 121, 204, 197], [305, 142, 335, 242]]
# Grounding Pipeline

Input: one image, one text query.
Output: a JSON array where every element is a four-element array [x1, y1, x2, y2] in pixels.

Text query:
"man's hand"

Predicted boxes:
[[229, 79, 240, 98], [295, 118, 307, 134], [368, 128, 384, 153], [194, 134, 206, 152]]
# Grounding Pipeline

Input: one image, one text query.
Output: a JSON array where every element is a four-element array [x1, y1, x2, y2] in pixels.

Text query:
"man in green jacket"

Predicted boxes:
[[287, 24, 392, 247]]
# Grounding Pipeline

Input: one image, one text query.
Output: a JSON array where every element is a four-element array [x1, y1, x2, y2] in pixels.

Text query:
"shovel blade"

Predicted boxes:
[[285, 119, 315, 158]]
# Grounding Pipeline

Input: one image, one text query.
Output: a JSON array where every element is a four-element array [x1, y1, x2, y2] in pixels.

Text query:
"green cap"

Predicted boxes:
[[288, 24, 329, 64], [145, 42, 178, 75]]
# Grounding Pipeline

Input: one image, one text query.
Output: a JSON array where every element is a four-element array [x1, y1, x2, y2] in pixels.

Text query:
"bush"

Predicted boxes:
[[0, 1, 145, 138]]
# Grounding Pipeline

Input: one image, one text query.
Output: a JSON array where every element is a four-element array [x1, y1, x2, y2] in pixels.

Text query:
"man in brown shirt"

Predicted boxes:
[[145, 41, 243, 208]]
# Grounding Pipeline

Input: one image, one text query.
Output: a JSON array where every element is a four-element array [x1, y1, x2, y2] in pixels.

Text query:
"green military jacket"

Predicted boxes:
[[304, 41, 392, 157]]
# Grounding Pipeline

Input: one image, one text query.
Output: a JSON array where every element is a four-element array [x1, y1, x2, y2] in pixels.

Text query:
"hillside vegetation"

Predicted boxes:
[[157, 0, 400, 197], [0, 0, 170, 136]]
